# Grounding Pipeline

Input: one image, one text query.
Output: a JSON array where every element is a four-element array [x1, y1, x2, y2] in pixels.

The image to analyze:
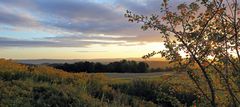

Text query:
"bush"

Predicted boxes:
[[112, 79, 197, 106]]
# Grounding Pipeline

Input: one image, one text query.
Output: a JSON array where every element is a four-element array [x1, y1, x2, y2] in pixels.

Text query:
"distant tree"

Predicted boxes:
[[108, 61, 122, 72], [94, 62, 106, 72], [82, 62, 95, 72], [137, 62, 149, 73], [127, 61, 138, 73], [50, 60, 151, 73], [125, 0, 240, 106]]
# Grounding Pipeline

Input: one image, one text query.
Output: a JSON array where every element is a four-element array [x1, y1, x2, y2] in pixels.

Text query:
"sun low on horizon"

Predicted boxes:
[[0, 0, 184, 59]]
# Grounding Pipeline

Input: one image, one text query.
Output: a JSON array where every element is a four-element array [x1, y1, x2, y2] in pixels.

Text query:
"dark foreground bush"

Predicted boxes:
[[112, 79, 198, 107]]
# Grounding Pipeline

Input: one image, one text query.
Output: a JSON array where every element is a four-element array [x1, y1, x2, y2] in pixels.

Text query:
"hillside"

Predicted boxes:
[[145, 61, 171, 69], [0, 59, 231, 106], [0, 59, 158, 107]]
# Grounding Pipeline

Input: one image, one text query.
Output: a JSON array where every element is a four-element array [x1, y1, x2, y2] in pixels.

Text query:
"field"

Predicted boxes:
[[145, 61, 172, 69], [0, 59, 233, 106], [99, 72, 173, 79]]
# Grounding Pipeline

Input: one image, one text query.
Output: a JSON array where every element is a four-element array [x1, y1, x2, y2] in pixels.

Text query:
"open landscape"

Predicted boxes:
[[1, 0, 240, 107], [0, 59, 236, 106], [0, 59, 207, 106]]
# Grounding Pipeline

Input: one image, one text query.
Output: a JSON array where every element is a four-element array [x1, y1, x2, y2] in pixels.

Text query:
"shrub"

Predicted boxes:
[[112, 79, 198, 106]]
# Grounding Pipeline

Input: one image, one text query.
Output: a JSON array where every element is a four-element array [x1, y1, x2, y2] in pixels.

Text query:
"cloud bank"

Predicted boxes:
[[0, 0, 167, 48]]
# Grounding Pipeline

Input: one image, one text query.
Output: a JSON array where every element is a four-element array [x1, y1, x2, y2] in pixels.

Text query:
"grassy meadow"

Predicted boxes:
[[145, 61, 172, 69], [0, 59, 235, 106]]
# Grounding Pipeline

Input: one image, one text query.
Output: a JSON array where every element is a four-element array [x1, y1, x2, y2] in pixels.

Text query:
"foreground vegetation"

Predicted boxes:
[[0, 59, 156, 107], [0, 59, 236, 106]]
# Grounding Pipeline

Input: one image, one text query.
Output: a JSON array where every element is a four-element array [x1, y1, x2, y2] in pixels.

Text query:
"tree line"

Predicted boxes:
[[49, 60, 169, 73]]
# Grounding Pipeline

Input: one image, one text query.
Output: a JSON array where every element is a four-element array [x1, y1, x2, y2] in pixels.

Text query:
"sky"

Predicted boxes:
[[0, 0, 181, 59]]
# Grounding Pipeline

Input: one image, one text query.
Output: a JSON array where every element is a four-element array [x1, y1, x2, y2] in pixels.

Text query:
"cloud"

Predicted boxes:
[[35, 0, 118, 20], [116, 0, 162, 15], [0, 8, 39, 28], [0, 0, 183, 48], [0, 37, 92, 47], [0, 37, 58, 47], [75, 50, 107, 53], [0, 35, 143, 48]]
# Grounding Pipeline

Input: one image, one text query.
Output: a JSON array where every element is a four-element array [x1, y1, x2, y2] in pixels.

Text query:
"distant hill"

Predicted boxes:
[[16, 59, 87, 65], [145, 61, 171, 69], [15, 58, 169, 68]]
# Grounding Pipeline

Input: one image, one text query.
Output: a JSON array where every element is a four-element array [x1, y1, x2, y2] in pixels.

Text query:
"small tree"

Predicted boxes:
[[125, 0, 240, 106]]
